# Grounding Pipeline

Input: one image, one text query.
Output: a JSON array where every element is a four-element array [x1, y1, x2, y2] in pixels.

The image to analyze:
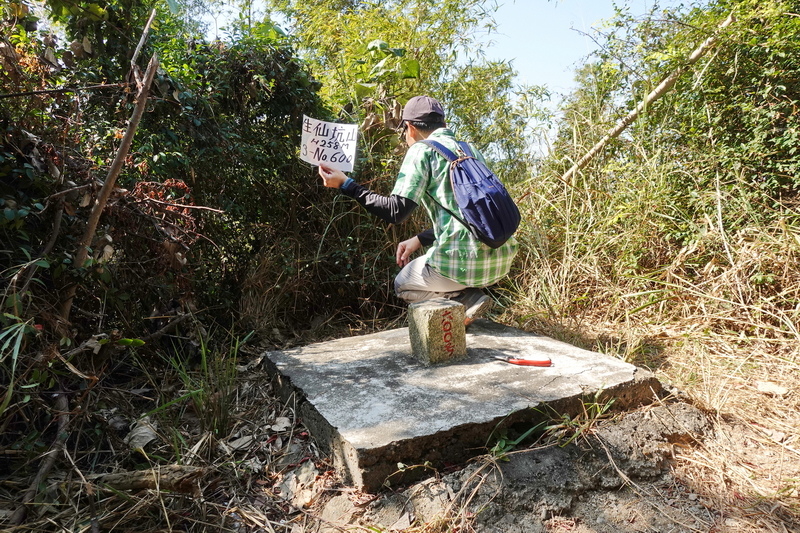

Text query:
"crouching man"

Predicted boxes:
[[318, 96, 518, 324]]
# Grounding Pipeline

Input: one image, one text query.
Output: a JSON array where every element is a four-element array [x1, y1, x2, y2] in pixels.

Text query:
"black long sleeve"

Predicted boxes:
[[339, 180, 418, 224], [416, 228, 435, 246]]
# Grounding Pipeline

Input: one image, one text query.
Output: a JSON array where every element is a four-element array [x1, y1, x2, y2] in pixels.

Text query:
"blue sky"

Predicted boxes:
[[483, 0, 682, 97]]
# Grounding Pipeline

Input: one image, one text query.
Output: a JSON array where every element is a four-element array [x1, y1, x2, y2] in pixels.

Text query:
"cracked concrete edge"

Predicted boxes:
[[352, 368, 663, 492], [597, 367, 664, 411], [264, 350, 544, 491]]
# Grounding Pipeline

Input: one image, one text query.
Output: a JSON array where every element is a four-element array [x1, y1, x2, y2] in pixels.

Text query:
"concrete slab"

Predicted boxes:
[[261, 320, 661, 492]]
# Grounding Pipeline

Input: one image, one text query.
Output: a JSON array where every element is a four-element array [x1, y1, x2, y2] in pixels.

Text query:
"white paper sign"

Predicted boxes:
[[300, 115, 358, 172]]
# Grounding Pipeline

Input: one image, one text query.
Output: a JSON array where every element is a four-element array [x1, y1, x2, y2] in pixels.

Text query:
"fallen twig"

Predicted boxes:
[[87, 464, 206, 495], [9, 393, 71, 526]]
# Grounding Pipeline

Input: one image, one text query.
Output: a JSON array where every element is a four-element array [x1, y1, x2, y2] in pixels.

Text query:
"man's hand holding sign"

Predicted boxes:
[[317, 164, 348, 189]]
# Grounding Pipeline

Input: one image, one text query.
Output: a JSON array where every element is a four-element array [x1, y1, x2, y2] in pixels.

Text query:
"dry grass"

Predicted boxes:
[[0, 349, 332, 532], [505, 214, 800, 531], [665, 337, 800, 532]]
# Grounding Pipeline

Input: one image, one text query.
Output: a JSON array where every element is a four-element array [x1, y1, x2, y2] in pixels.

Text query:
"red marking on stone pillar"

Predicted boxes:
[[442, 310, 454, 354]]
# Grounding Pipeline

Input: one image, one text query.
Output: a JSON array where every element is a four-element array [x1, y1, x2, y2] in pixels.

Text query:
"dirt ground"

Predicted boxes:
[[268, 392, 800, 533]]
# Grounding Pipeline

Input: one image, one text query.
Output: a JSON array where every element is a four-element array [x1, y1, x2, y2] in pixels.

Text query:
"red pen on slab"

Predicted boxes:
[[493, 355, 552, 367]]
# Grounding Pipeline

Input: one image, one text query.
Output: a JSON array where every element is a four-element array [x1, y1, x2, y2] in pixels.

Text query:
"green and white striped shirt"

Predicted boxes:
[[391, 128, 518, 287]]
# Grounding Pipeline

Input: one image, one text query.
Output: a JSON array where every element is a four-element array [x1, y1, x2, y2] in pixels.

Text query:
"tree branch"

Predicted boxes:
[[134, 196, 225, 214], [60, 54, 159, 324], [0, 83, 131, 100], [559, 13, 735, 185]]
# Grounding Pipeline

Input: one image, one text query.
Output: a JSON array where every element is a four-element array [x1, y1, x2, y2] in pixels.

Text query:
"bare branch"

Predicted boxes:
[[9, 394, 71, 526], [559, 13, 735, 185], [60, 54, 160, 324], [0, 82, 131, 100]]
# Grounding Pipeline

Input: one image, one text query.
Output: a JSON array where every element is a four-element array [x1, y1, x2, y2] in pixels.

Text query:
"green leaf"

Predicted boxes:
[[85, 3, 109, 21], [400, 59, 420, 79], [34, 259, 50, 268], [366, 40, 388, 53], [116, 338, 145, 347], [165, 0, 180, 15], [3, 294, 19, 310], [368, 56, 392, 78], [354, 82, 376, 99]]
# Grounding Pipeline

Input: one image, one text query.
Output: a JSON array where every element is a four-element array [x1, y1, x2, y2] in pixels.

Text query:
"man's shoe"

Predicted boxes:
[[454, 289, 493, 325]]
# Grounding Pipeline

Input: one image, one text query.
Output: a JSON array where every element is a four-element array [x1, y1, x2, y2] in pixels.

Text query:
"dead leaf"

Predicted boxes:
[[272, 417, 291, 432], [763, 429, 787, 443], [47, 159, 61, 180], [44, 48, 57, 66], [85, 336, 104, 354], [228, 435, 254, 451], [278, 461, 320, 508], [0, 42, 20, 61], [390, 512, 414, 531], [80, 193, 91, 207], [69, 40, 84, 58], [125, 416, 159, 451], [756, 381, 789, 396], [56, 351, 94, 381]]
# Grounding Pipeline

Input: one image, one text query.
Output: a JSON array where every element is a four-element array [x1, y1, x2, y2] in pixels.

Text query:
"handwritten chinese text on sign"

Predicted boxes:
[[300, 115, 358, 172]]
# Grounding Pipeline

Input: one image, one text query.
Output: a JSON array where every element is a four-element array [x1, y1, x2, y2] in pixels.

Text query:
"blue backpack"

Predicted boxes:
[[420, 139, 520, 249]]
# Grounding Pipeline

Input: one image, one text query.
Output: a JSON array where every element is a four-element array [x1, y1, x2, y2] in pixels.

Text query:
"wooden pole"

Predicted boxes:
[[560, 13, 734, 185]]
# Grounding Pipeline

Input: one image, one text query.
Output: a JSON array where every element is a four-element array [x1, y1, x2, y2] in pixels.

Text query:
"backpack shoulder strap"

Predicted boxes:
[[418, 139, 476, 237], [456, 141, 475, 158], [425, 191, 474, 238], [419, 139, 458, 161]]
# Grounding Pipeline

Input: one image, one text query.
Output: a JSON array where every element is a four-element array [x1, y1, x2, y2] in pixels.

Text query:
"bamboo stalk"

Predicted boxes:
[[560, 13, 735, 185]]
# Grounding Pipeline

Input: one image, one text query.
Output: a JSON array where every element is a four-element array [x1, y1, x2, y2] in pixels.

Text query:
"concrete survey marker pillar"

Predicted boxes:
[[408, 297, 466, 364]]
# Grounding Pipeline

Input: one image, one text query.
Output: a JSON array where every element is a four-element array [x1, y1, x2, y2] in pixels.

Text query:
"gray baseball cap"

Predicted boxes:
[[401, 95, 445, 122]]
